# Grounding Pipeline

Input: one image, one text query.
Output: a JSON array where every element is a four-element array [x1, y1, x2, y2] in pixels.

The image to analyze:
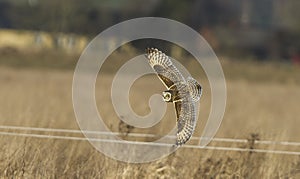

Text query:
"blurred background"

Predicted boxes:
[[0, 0, 300, 62]]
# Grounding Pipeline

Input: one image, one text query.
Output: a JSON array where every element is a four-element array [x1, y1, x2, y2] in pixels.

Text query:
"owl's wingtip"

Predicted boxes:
[[145, 47, 149, 53], [145, 47, 160, 54]]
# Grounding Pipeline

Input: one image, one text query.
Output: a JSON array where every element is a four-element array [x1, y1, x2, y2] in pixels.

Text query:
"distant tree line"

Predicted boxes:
[[0, 0, 238, 35]]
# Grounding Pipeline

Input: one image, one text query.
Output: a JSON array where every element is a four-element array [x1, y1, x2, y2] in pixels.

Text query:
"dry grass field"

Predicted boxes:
[[0, 50, 299, 178]]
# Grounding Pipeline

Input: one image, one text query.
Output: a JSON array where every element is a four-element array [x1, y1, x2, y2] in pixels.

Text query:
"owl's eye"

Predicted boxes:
[[165, 93, 170, 99]]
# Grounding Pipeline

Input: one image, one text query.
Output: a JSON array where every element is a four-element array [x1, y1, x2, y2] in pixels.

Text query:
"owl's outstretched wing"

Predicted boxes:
[[174, 98, 197, 146], [145, 47, 200, 146], [145, 48, 185, 89]]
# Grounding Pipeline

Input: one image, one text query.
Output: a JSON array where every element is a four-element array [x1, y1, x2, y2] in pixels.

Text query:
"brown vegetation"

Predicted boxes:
[[0, 52, 299, 178]]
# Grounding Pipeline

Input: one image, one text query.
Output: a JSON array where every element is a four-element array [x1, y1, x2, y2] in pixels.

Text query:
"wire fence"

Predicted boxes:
[[0, 125, 299, 156]]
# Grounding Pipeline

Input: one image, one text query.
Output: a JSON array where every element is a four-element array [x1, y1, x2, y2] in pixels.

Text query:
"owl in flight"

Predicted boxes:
[[145, 48, 202, 146]]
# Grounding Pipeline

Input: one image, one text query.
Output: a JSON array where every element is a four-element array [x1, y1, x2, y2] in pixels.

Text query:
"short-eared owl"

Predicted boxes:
[[145, 48, 202, 146]]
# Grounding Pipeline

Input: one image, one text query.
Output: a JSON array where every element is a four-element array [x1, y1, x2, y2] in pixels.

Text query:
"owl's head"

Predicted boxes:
[[162, 91, 172, 102]]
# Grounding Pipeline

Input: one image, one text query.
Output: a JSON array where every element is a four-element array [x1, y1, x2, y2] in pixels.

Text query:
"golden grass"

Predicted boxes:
[[0, 53, 300, 178]]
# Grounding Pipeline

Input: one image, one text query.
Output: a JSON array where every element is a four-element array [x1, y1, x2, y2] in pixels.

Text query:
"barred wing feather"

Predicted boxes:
[[146, 48, 185, 89]]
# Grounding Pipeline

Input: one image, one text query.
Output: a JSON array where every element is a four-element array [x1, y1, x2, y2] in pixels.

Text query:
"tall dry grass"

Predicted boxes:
[[0, 51, 299, 178]]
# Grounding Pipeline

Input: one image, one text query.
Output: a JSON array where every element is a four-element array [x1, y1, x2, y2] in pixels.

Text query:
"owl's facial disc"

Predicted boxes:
[[162, 91, 172, 102]]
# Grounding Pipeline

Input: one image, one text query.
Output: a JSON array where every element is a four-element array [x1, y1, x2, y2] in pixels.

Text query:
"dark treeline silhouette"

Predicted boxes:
[[0, 0, 299, 61]]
